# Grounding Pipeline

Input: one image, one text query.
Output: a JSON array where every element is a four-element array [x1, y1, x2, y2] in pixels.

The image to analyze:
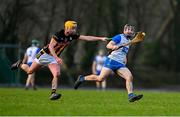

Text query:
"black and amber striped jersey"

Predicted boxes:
[[43, 29, 80, 57]]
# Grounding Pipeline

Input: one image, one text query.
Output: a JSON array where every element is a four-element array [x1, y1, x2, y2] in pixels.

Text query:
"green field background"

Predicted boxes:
[[0, 88, 180, 116]]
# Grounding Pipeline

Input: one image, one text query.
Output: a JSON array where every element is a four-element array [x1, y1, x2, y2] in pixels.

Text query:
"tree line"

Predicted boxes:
[[0, 0, 180, 80]]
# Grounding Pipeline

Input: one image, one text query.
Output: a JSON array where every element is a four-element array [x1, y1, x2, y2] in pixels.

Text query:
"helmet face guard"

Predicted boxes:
[[123, 24, 135, 38], [64, 21, 77, 35]]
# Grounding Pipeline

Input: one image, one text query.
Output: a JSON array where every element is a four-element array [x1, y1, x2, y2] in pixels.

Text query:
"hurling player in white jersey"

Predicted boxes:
[[75, 24, 143, 102], [92, 50, 107, 90], [22, 39, 40, 90]]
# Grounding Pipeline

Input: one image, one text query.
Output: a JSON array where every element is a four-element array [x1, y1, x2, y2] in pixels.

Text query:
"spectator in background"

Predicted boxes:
[[22, 39, 40, 90], [92, 50, 107, 90]]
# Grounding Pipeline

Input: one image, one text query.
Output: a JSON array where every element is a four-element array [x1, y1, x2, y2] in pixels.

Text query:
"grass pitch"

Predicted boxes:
[[0, 87, 180, 116]]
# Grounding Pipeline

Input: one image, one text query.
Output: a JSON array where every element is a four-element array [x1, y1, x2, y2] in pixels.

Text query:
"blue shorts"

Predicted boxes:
[[104, 57, 125, 71], [96, 70, 101, 75], [27, 62, 33, 67]]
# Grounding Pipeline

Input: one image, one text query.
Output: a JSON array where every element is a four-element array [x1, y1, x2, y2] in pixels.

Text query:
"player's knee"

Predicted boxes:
[[97, 79, 102, 82], [27, 70, 34, 74], [53, 72, 60, 78], [126, 75, 133, 82], [97, 77, 105, 82]]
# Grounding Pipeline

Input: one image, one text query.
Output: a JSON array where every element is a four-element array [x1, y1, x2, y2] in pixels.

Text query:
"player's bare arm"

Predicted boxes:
[[78, 35, 107, 41], [106, 41, 119, 50], [48, 37, 62, 64]]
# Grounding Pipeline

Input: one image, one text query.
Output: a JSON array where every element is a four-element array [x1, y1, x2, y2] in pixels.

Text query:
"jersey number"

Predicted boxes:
[[28, 50, 32, 57], [122, 47, 128, 54]]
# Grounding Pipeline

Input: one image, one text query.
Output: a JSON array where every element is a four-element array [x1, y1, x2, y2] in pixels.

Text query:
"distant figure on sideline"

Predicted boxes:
[[92, 50, 107, 90], [22, 39, 40, 90]]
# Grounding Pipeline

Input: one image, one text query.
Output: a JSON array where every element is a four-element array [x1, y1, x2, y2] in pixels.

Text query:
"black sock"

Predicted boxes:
[[51, 89, 56, 94]]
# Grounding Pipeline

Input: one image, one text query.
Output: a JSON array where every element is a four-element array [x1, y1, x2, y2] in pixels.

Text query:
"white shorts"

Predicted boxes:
[[34, 53, 57, 65]]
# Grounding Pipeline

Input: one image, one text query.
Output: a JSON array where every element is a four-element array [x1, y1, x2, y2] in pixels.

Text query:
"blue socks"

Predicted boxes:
[[128, 93, 135, 99], [79, 75, 85, 81]]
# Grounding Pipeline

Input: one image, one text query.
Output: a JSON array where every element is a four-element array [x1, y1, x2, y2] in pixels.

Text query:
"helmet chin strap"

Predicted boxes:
[[126, 35, 132, 39], [124, 33, 134, 39]]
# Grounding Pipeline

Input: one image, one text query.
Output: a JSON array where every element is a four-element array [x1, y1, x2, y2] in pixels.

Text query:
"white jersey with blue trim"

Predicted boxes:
[[108, 34, 130, 64], [95, 55, 107, 71], [26, 46, 40, 63]]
